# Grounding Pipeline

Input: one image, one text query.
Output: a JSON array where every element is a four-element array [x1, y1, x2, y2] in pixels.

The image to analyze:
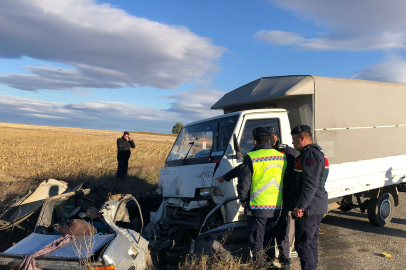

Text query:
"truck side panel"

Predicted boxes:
[[314, 76, 406, 164]]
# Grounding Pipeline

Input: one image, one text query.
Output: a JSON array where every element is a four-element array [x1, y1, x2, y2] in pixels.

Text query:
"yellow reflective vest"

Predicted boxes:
[[247, 149, 287, 210]]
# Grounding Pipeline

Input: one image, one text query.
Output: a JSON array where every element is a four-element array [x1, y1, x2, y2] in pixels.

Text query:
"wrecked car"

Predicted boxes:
[[0, 180, 156, 270]]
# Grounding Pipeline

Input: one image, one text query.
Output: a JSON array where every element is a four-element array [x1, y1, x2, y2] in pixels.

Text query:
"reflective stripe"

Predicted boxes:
[[250, 205, 283, 210], [252, 156, 286, 163], [250, 178, 282, 201]]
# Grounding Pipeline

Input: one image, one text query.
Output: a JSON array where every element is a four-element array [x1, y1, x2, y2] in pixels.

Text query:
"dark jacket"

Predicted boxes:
[[117, 137, 135, 159], [289, 144, 328, 216], [237, 143, 287, 218], [274, 141, 297, 205]]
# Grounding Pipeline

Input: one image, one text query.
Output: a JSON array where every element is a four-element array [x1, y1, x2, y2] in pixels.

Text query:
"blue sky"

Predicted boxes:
[[1, 0, 406, 133]]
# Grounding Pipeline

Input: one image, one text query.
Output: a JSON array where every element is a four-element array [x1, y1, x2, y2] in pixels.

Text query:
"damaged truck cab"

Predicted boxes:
[[155, 109, 292, 230]]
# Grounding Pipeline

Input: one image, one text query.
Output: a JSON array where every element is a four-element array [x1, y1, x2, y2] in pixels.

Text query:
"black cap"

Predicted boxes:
[[252, 127, 271, 138], [291, 125, 311, 135], [267, 126, 276, 135]]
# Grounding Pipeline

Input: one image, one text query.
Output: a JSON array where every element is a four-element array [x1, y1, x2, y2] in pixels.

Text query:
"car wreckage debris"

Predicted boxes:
[[0, 179, 243, 270]]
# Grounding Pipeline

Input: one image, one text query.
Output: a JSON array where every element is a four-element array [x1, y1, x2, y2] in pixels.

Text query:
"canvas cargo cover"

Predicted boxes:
[[212, 75, 406, 164]]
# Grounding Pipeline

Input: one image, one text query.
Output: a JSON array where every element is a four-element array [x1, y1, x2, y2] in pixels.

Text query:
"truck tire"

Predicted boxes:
[[367, 192, 394, 227]]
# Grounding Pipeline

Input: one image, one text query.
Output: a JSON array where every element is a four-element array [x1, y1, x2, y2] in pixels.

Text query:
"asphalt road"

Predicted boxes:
[[290, 192, 406, 270]]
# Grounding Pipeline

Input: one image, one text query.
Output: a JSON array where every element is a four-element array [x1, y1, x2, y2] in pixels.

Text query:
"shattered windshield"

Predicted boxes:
[[166, 115, 238, 164]]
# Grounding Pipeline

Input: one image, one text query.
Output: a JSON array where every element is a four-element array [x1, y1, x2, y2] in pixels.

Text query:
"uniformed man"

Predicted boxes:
[[289, 125, 329, 270], [237, 127, 287, 267]]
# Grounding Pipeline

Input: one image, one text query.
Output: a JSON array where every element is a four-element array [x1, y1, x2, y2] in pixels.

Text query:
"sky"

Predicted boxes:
[[1, 0, 406, 133]]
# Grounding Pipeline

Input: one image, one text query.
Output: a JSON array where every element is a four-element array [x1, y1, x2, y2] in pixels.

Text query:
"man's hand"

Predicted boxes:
[[215, 176, 225, 183], [293, 207, 304, 218], [129, 136, 132, 141]]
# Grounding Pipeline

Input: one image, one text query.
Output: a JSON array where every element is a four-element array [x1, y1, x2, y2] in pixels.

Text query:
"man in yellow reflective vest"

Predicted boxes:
[[237, 127, 287, 268]]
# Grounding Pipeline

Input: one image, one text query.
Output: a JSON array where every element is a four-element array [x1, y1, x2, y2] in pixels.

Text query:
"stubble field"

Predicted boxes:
[[0, 122, 176, 217]]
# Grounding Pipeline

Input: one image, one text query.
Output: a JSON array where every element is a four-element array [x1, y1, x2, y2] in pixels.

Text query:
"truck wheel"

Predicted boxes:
[[367, 192, 394, 227]]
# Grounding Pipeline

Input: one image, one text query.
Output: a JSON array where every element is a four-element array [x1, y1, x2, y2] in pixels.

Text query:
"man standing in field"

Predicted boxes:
[[116, 131, 135, 181]]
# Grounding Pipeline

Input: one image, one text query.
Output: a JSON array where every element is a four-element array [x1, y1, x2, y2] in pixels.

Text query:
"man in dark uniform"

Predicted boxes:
[[290, 125, 329, 270], [237, 127, 287, 267], [116, 131, 135, 181]]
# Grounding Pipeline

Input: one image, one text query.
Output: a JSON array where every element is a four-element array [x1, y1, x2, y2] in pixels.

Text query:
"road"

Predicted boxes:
[[291, 192, 406, 270]]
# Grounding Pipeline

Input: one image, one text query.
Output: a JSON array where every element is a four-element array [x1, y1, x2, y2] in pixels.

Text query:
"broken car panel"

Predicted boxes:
[[0, 179, 70, 230]]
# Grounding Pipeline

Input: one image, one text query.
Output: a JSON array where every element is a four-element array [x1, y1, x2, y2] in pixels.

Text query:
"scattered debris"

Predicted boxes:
[[381, 252, 393, 258]]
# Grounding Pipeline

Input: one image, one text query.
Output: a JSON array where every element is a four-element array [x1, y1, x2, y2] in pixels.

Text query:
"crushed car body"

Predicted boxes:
[[0, 181, 152, 270]]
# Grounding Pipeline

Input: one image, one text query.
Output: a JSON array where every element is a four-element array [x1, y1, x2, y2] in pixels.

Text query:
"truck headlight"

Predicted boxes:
[[212, 186, 223, 197]]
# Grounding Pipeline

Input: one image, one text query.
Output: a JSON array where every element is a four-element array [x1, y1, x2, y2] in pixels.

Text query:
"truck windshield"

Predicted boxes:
[[166, 115, 239, 165]]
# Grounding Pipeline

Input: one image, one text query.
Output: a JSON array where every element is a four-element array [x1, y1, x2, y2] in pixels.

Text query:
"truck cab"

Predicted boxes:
[[155, 109, 292, 229]]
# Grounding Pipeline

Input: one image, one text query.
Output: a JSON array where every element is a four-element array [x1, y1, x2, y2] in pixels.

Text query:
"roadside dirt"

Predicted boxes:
[[291, 192, 406, 270]]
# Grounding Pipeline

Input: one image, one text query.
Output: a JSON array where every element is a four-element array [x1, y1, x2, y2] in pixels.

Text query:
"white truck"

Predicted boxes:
[[155, 75, 406, 238]]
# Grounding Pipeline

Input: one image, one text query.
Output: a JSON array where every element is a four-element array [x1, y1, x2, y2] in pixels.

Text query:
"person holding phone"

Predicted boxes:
[[116, 131, 135, 181]]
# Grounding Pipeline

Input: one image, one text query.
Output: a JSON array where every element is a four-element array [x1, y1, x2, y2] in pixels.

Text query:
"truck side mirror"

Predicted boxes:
[[233, 134, 243, 160]]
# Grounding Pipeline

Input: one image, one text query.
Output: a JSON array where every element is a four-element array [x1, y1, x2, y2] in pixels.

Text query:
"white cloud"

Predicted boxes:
[[352, 55, 406, 84], [257, 0, 406, 51], [0, 89, 225, 132], [0, 0, 225, 91]]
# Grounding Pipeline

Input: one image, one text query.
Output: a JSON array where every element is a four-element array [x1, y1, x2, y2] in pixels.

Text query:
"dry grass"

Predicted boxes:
[[0, 122, 176, 210], [178, 252, 273, 270]]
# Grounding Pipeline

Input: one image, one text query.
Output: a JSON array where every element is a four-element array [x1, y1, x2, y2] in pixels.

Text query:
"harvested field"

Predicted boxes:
[[0, 122, 176, 211]]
